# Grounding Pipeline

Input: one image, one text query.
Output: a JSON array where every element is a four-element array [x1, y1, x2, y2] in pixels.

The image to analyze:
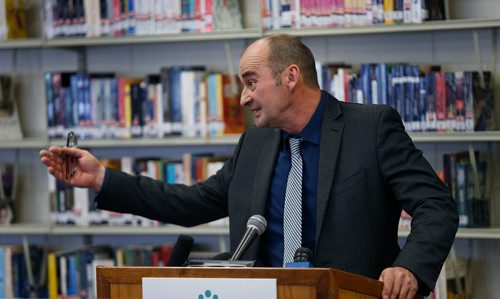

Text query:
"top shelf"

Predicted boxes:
[[269, 18, 500, 37], [43, 28, 263, 48], [1, 18, 500, 49]]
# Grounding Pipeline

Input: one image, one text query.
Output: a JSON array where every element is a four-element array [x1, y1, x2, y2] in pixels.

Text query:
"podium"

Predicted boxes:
[[96, 266, 383, 299]]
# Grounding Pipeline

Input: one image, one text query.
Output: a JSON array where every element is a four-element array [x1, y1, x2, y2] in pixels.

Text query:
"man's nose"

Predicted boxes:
[[240, 90, 252, 106]]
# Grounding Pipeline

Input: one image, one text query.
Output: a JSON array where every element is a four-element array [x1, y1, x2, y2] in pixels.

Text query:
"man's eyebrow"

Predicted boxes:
[[240, 70, 256, 79]]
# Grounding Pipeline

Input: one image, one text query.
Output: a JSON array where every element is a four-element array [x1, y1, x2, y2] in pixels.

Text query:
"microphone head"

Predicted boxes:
[[293, 247, 314, 263], [247, 215, 267, 235], [167, 234, 194, 266]]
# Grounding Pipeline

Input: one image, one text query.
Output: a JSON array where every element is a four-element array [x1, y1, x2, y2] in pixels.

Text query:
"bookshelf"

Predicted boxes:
[[0, 0, 499, 297]]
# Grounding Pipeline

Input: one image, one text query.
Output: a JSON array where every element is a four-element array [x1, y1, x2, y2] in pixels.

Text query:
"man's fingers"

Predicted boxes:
[[379, 267, 418, 299], [403, 274, 418, 299], [60, 146, 84, 158], [379, 271, 393, 299]]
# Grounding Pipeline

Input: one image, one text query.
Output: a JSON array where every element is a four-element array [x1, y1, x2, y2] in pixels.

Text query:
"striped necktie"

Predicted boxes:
[[283, 137, 303, 266]]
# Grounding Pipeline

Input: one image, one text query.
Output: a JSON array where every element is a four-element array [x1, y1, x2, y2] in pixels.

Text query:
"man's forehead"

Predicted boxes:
[[240, 46, 269, 74]]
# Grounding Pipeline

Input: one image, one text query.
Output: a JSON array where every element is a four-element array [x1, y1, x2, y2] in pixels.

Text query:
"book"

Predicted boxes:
[[472, 71, 495, 131], [0, 162, 17, 224], [4, 0, 27, 39], [0, 75, 23, 140]]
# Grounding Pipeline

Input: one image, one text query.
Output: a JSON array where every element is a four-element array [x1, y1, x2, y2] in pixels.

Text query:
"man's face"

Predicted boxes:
[[238, 41, 291, 128]]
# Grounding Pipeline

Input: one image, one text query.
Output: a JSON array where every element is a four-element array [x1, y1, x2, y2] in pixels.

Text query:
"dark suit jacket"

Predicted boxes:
[[96, 92, 458, 293]]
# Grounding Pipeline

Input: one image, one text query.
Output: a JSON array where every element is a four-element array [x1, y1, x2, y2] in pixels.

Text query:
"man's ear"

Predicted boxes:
[[285, 64, 300, 90]]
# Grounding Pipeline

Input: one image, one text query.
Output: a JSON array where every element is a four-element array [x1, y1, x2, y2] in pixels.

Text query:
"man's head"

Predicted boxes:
[[238, 34, 320, 132]]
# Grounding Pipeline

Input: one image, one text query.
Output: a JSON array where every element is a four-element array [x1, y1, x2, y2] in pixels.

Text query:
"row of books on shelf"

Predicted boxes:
[[42, 0, 242, 39], [0, 0, 451, 41], [45, 244, 178, 299], [318, 63, 495, 132], [44, 67, 244, 140], [49, 153, 228, 226], [0, 244, 47, 299], [0, 239, 216, 299], [263, 0, 447, 30], [399, 148, 491, 231], [443, 149, 490, 228]]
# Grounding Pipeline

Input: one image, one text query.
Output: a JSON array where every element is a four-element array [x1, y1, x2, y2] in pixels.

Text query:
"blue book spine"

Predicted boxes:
[[70, 74, 80, 128], [169, 67, 183, 135], [411, 65, 421, 131], [404, 65, 414, 131], [377, 63, 388, 105], [67, 255, 78, 296], [455, 162, 469, 227], [45, 72, 56, 138], [393, 65, 405, 123], [445, 72, 456, 131], [128, 0, 135, 35], [425, 72, 436, 131], [360, 64, 371, 104], [111, 78, 119, 122], [418, 74, 427, 132], [464, 71, 474, 132], [386, 71, 395, 109]]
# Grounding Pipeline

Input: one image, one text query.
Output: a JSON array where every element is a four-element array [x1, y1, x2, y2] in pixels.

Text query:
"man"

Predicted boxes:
[[40, 34, 458, 298]]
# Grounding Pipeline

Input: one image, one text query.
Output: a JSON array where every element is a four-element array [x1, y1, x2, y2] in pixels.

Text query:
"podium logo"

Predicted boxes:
[[198, 289, 219, 299]]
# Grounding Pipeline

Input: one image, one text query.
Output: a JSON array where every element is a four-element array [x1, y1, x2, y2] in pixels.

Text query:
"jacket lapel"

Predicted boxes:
[[316, 95, 344, 243], [250, 129, 281, 217]]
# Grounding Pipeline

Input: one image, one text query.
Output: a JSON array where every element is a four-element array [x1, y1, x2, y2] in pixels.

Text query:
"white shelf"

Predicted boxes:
[[409, 131, 500, 142], [270, 18, 500, 37], [0, 38, 44, 49], [0, 224, 50, 234], [0, 138, 48, 149], [43, 29, 262, 47], [50, 224, 229, 235], [398, 228, 500, 239]]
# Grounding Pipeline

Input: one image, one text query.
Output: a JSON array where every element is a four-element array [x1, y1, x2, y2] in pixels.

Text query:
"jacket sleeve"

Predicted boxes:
[[375, 106, 459, 292], [95, 132, 247, 227]]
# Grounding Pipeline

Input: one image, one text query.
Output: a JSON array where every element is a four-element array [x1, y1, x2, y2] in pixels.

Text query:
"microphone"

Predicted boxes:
[[229, 215, 267, 261], [167, 234, 194, 266], [284, 247, 314, 268]]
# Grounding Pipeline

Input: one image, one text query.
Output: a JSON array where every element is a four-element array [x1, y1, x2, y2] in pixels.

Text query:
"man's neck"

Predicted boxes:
[[281, 89, 322, 134]]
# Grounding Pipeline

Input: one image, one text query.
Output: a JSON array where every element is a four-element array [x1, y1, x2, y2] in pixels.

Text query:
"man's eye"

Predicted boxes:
[[247, 81, 256, 88]]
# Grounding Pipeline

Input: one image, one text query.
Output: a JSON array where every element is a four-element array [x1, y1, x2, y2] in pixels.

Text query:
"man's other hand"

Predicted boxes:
[[379, 266, 418, 299]]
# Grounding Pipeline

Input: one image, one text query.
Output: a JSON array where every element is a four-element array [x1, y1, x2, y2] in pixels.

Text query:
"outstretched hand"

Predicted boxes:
[[39, 146, 105, 192], [379, 266, 419, 299]]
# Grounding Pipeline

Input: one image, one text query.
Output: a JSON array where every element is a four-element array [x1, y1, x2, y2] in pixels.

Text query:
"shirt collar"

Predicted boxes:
[[282, 91, 326, 145]]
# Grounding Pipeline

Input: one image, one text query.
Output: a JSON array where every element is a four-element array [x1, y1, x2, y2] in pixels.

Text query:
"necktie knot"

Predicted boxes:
[[289, 137, 302, 156]]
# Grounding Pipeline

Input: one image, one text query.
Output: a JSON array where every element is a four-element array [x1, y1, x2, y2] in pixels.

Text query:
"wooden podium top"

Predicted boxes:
[[97, 266, 383, 299]]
